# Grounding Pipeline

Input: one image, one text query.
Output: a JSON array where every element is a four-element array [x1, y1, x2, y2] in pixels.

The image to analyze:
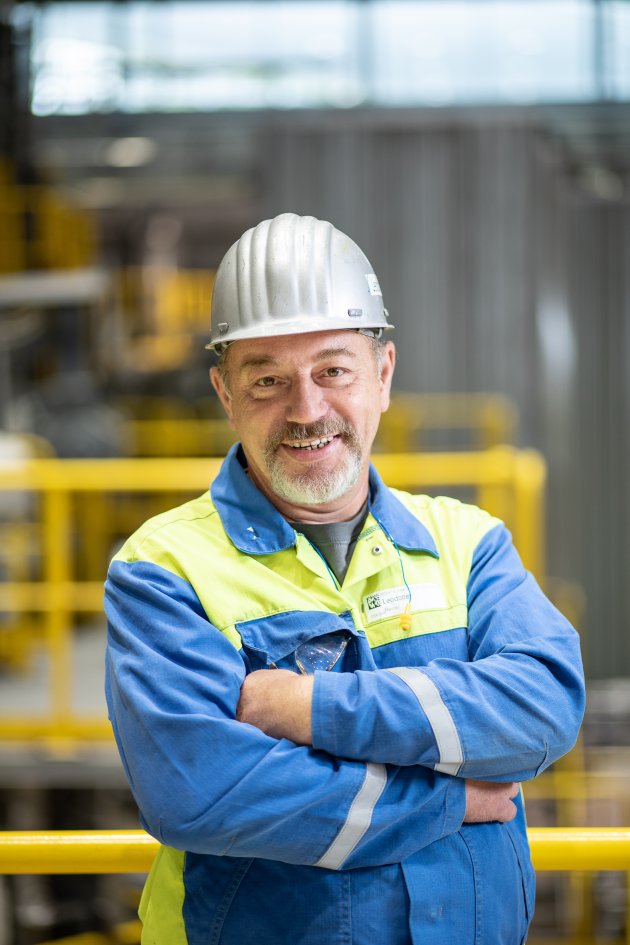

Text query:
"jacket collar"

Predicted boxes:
[[211, 443, 439, 558]]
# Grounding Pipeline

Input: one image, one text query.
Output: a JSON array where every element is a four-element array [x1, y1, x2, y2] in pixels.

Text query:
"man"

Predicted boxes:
[[105, 213, 585, 945]]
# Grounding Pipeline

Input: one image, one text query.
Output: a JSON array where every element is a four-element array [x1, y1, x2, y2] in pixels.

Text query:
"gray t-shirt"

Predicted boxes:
[[290, 502, 368, 585]]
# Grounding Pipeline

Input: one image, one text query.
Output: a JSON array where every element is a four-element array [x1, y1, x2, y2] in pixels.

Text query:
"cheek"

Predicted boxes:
[[231, 395, 267, 424], [232, 403, 279, 448], [345, 384, 384, 425]]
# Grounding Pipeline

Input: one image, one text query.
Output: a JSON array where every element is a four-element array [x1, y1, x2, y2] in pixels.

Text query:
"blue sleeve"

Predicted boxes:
[[105, 558, 465, 869], [311, 523, 585, 781]]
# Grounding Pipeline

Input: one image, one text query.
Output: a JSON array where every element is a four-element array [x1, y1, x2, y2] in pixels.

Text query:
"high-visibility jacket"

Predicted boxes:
[[105, 444, 585, 945]]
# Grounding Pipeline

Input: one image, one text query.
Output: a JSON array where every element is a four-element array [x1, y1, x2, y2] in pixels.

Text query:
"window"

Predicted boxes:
[[24, 0, 624, 115]]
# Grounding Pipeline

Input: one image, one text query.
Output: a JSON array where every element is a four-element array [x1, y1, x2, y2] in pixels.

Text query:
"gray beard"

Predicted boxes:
[[268, 450, 362, 506], [263, 419, 363, 506]]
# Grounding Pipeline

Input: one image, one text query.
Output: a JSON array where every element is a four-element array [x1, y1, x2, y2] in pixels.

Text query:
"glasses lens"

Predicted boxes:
[[294, 631, 350, 675]]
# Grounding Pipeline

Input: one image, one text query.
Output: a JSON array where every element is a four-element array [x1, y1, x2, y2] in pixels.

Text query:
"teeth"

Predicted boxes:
[[285, 435, 335, 451]]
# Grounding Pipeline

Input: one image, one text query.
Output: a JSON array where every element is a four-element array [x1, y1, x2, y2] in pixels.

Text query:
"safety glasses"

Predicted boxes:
[[271, 630, 351, 675]]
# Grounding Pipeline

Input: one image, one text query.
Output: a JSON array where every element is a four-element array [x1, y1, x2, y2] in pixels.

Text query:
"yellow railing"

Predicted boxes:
[[0, 448, 545, 741], [119, 392, 518, 457], [125, 417, 238, 457], [377, 392, 518, 451], [0, 828, 627, 874]]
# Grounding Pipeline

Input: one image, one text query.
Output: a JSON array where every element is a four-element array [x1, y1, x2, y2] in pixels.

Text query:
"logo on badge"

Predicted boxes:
[[365, 594, 382, 611]]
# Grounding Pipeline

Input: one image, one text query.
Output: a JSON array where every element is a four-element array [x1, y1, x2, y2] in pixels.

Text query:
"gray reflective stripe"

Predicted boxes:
[[388, 667, 463, 776], [315, 762, 387, 870]]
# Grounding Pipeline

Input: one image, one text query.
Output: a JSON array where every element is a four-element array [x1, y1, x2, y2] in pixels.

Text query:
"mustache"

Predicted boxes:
[[265, 418, 358, 452]]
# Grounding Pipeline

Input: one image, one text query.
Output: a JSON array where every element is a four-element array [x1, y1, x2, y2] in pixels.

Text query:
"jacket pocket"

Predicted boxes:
[[459, 820, 533, 945], [237, 609, 361, 673], [504, 817, 536, 924], [183, 853, 253, 945]]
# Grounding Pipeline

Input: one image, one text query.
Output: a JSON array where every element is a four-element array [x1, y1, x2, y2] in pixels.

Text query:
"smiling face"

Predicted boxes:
[[210, 330, 396, 522]]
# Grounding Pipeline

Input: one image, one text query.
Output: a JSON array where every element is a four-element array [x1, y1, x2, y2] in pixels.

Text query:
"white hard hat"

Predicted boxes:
[[206, 212, 393, 350]]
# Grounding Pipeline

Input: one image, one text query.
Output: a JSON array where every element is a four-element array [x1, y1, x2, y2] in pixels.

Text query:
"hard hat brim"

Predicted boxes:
[[206, 319, 394, 351]]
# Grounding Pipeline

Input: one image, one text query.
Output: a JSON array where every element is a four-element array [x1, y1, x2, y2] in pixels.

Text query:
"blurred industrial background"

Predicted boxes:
[[0, 0, 629, 942]]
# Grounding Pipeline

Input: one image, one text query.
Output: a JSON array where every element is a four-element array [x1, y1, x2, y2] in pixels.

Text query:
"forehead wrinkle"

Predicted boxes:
[[315, 346, 358, 360]]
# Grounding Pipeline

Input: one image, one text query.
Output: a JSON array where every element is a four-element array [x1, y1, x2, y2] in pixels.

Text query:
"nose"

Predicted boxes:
[[285, 375, 328, 425]]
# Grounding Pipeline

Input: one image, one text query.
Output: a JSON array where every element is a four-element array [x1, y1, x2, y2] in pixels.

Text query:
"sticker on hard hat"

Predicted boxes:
[[366, 274, 382, 296]]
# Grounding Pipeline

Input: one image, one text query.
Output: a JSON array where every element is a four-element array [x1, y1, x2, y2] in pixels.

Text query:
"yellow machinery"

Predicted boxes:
[[113, 267, 216, 374], [0, 162, 96, 273]]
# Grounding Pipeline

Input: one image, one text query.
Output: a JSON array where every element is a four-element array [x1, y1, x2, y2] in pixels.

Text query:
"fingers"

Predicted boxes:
[[464, 780, 519, 824]]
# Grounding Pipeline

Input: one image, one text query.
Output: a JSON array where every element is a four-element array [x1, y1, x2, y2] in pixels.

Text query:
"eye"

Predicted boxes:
[[255, 376, 277, 387], [318, 365, 353, 386]]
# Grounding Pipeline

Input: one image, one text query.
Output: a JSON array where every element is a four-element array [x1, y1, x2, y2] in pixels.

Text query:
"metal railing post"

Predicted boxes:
[[42, 486, 74, 724]]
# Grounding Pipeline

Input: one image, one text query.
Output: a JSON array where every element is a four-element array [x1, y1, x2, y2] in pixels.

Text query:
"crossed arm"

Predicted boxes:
[[235, 522, 585, 826], [105, 519, 584, 862], [237, 668, 520, 824]]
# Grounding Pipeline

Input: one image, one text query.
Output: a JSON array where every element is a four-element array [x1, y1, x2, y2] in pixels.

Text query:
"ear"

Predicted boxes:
[[210, 366, 236, 427], [379, 342, 396, 413]]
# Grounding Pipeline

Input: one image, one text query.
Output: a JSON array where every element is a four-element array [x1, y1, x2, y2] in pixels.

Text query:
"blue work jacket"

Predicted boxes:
[[105, 444, 585, 945]]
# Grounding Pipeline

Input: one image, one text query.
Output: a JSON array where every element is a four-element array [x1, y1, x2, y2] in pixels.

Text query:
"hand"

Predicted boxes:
[[464, 780, 519, 823], [236, 669, 314, 745]]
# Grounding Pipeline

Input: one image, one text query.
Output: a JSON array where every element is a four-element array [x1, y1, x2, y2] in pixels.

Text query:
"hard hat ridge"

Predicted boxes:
[[243, 214, 333, 325], [206, 212, 393, 350]]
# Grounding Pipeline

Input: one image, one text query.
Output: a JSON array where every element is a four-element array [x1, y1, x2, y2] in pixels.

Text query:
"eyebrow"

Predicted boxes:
[[238, 356, 277, 373], [238, 346, 357, 375], [316, 346, 358, 360]]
